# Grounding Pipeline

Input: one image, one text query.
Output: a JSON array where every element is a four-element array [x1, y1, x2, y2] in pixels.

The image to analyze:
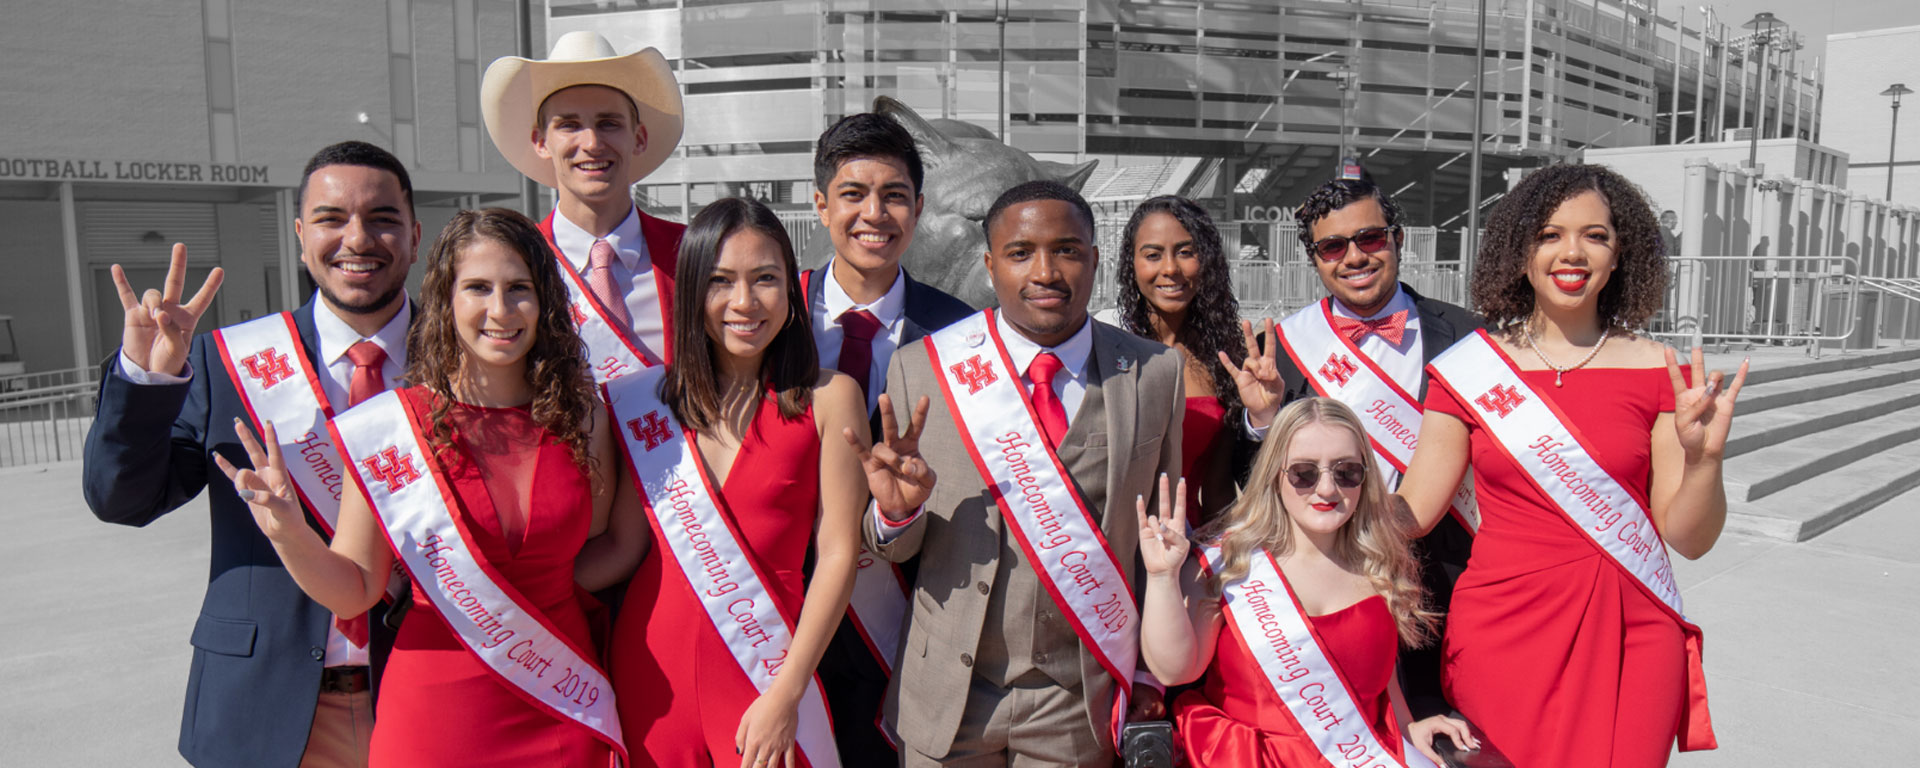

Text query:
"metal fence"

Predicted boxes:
[[0, 366, 98, 468]]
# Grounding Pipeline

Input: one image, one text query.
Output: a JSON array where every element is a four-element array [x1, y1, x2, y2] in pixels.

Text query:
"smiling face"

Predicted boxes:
[[532, 85, 648, 207], [815, 155, 922, 276], [450, 237, 539, 374], [1131, 211, 1204, 321], [703, 227, 790, 366], [1306, 197, 1401, 317], [1526, 189, 1618, 318], [985, 199, 1098, 347], [295, 164, 421, 316], [1279, 420, 1367, 538]]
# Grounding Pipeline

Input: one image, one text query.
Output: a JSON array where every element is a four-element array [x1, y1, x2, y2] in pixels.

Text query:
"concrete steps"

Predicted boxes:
[[1725, 440, 1920, 542], [1724, 406, 1920, 502], [1722, 376, 1920, 459], [1731, 357, 1920, 419]]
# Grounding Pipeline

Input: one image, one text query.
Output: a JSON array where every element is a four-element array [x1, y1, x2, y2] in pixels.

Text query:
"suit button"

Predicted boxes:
[[1031, 651, 1048, 665], [960, 653, 974, 667], [975, 581, 990, 595], [310, 647, 325, 661]]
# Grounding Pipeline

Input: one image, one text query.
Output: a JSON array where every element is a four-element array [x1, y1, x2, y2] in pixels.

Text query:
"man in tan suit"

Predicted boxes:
[[857, 180, 1184, 766]]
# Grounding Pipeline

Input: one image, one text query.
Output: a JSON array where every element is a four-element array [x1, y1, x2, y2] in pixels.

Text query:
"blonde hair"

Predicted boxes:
[[1196, 397, 1438, 646]]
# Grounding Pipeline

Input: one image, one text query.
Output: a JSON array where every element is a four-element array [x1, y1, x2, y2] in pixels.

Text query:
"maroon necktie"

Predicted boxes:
[[836, 309, 883, 404], [1331, 310, 1408, 346], [338, 340, 387, 647], [1026, 352, 1069, 450]]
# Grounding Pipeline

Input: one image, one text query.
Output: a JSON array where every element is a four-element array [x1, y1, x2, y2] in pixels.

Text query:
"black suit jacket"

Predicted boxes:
[[1272, 283, 1482, 721], [82, 301, 397, 768]]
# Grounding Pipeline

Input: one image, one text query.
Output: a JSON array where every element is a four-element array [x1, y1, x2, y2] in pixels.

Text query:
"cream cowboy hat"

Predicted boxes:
[[481, 31, 683, 188]]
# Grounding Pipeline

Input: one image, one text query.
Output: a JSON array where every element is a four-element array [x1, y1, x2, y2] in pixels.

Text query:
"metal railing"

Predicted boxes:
[[1647, 255, 1861, 353], [0, 366, 99, 468]]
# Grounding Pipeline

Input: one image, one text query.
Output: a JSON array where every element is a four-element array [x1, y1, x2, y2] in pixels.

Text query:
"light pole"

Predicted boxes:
[[1466, 0, 1488, 269], [1741, 12, 1784, 169], [1882, 83, 1912, 201], [1330, 62, 1357, 166]]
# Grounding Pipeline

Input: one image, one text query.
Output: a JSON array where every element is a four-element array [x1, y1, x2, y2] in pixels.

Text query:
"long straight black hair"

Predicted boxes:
[[659, 197, 819, 431]]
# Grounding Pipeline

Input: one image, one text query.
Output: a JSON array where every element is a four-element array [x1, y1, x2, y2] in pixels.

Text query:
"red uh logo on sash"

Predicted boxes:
[[950, 355, 997, 395], [241, 348, 296, 388], [1475, 384, 1526, 418], [569, 303, 589, 327], [361, 446, 423, 492], [627, 410, 672, 451], [1319, 353, 1358, 387]]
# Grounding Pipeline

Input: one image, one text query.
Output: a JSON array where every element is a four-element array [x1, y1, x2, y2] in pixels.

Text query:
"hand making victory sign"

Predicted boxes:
[[111, 243, 225, 377], [1219, 317, 1285, 430], [1136, 473, 1190, 578], [1666, 346, 1748, 462], [212, 418, 307, 539], [845, 392, 936, 520]]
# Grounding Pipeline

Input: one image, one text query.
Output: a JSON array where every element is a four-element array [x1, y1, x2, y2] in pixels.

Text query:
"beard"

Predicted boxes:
[[315, 280, 406, 316]]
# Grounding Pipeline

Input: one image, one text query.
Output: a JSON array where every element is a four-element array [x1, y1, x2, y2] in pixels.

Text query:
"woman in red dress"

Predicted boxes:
[[1397, 164, 1747, 766], [597, 197, 869, 768], [1139, 397, 1475, 766], [220, 208, 632, 765]]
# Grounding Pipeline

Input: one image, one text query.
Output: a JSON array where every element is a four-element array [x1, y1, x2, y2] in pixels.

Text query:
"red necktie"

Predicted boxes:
[[1331, 310, 1408, 346], [338, 340, 387, 647], [836, 309, 882, 404], [587, 239, 635, 335], [1026, 352, 1069, 450]]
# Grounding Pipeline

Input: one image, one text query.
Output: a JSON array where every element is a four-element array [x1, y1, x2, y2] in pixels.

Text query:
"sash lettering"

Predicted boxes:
[[924, 310, 1138, 744], [331, 391, 626, 759], [212, 313, 346, 533], [1427, 330, 1715, 750], [1277, 299, 1478, 532], [604, 370, 842, 768]]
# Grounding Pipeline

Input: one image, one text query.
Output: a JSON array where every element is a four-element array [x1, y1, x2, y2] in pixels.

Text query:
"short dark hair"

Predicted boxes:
[[813, 113, 925, 195], [983, 180, 1096, 246], [298, 141, 414, 215], [662, 197, 820, 432], [1471, 163, 1669, 331], [1292, 178, 1404, 249]]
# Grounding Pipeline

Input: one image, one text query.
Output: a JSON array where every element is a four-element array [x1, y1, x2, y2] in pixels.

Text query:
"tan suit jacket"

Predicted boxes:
[[864, 318, 1185, 758]]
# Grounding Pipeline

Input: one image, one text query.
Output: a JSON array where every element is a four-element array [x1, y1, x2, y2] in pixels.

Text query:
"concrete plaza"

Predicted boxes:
[[1, 455, 1912, 766]]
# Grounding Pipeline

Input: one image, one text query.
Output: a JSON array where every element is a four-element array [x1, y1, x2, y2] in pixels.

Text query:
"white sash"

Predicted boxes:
[[1277, 299, 1479, 532], [1199, 545, 1435, 768], [551, 245, 661, 383], [847, 550, 909, 675], [211, 313, 347, 534], [603, 368, 841, 768], [924, 310, 1138, 742], [331, 391, 626, 759]]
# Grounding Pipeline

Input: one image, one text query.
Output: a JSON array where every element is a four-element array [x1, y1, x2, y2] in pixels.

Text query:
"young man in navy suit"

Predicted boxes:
[[83, 141, 420, 768], [804, 112, 973, 764]]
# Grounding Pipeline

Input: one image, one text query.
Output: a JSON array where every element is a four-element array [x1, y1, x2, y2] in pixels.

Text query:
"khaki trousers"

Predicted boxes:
[[299, 689, 374, 768], [901, 676, 1103, 768]]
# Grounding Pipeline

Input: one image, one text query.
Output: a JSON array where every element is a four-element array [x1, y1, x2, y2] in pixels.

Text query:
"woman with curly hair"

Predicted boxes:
[[1395, 163, 1747, 765], [219, 208, 636, 765], [1138, 397, 1475, 766], [1117, 195, 1247, 522]]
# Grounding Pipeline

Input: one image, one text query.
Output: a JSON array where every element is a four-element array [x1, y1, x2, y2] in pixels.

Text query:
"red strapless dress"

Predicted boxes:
[[610, 394, 822, 767], [370, 389, 611, 767], [1426, 367, 1686, 767], [1174, 595, 1402, 767], [1181, 395, 1228, 522]]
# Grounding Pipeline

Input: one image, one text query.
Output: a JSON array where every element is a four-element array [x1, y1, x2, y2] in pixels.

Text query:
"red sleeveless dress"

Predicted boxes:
[[1173, 594, 1403, 767], [610, 393, 822, 767], [1426, 367, 1685, 767], [370, 389, 611, 767], [1181, 395, 1228, 521]]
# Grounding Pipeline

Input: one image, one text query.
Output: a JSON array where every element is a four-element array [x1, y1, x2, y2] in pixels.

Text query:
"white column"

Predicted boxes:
[[277, 188, 301, 311], [59, 182, 89, 369]]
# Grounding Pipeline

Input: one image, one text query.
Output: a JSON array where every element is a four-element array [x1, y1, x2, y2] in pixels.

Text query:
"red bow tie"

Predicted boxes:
[[1332, 310, 1408, 346]]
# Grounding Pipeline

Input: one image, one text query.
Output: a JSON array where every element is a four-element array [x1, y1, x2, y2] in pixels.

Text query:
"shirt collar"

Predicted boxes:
[[550, 205, 645, 271], [995, 310, 1094, 381], [314, 293, 411, 368], [1329, 282, 1418, 323], [822, 262, 908, 329]]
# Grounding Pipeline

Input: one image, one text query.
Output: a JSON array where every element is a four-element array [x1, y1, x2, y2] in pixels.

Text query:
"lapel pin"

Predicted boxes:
[[1114, 355, 1133, 372], [965, 331, 986, 348]]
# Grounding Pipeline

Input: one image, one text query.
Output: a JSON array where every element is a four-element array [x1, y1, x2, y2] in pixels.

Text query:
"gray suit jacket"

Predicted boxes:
[[863, 317, 1185, 757]]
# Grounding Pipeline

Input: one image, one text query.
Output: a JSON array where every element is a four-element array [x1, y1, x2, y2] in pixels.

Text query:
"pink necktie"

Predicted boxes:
[[588, 239, 634, 334], [1026, 352, 1069, 451]]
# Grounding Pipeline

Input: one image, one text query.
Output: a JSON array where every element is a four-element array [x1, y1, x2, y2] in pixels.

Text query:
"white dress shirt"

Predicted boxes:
[[811, 264, 909, 414], [1322, 286, 1424, 490], [550, 205, 667, 362], [120, 295, 411, 666]]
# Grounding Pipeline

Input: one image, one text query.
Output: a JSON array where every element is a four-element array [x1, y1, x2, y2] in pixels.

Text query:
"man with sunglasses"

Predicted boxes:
[[1249, 177, 1483, 732]]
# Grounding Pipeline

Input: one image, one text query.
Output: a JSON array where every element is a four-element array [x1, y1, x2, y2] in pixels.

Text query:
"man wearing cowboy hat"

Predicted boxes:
[[482, 30, 686, 372]]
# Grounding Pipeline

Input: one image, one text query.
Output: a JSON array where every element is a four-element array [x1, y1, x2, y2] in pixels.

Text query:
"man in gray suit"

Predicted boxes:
[[855, 180, 1184, 766]]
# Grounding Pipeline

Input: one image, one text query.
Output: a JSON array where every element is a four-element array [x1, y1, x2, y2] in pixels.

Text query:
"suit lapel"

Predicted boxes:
[[292, 302, 324, 375], [1091, 324, 1135, 529]]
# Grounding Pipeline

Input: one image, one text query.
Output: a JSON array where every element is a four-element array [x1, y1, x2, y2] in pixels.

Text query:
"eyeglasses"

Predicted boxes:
[[1308, 226, 1396, 262], [1284, 461, 1368, 490]]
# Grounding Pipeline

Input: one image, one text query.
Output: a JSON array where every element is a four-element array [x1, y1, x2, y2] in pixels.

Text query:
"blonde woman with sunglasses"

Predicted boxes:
[[1138, 397, 1474, 767]]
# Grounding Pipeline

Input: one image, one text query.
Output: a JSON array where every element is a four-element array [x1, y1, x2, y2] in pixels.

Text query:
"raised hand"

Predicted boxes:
[[1136, 473, 1190, 577], [1666, 347, 1748, 463], [212, 418, 306, 541], [1219, 317, 1285, 430], [112, 244, 225, 377], [843, 393, 936, 520]]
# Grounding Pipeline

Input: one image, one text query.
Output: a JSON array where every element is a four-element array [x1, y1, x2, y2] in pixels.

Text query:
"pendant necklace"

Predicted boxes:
[[1525, 327, 1609, 387]]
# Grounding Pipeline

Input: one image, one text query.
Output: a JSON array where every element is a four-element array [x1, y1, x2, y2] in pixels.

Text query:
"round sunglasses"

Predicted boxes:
[[1284, 460, 1368, 490], [1308, 226, 1397, 262]]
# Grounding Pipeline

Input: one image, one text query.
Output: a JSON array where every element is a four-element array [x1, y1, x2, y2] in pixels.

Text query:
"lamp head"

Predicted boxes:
[[1743, 11, 1783, 31], [1883, 83, 1915, 105]]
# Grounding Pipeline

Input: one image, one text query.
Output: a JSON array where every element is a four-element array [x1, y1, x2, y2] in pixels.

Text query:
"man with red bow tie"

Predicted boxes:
[[1231, 176, 1483, 731]]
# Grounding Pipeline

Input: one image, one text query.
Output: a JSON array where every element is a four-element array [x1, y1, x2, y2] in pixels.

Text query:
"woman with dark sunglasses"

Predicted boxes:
[[1135, 397, 1474, 766]]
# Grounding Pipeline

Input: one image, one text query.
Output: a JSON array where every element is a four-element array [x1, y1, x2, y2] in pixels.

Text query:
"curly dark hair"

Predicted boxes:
[[1470, 163, 1669, 332], [1116, 196, 1242, 418], [405, 208, 598, 473], [1292, 178, 1405, 252]]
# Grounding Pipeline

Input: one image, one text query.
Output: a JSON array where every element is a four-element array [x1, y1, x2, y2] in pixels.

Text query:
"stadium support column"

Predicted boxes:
[[59, 182, 87, 369]]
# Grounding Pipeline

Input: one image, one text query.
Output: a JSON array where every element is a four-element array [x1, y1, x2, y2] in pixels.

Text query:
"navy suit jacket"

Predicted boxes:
[[802, 264, 975, 355], [82, 301, 397, 768]]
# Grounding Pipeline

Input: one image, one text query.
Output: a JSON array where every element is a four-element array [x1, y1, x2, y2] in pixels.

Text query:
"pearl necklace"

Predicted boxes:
[[1524, 327, 1610, 387]]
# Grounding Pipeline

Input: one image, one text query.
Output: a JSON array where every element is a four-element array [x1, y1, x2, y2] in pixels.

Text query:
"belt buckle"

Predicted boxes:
[[321, 665, 370, 695]]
